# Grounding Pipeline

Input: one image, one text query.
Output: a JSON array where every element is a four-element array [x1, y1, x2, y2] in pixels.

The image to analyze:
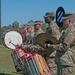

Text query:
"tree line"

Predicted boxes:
[[1, 20, 46, 43]]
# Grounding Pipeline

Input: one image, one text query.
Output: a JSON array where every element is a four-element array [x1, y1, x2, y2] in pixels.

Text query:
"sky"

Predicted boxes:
[[1, 0, 75, 27]]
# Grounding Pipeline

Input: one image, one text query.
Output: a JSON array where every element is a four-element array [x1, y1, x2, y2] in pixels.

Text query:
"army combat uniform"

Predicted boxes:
[[25, 31, 34, 45], [43, 12, 60, 75], [33, 20, 44, 52], [22, 25, 35, 53], [51, 13, 75, 75], [44, 22, 60, 75]]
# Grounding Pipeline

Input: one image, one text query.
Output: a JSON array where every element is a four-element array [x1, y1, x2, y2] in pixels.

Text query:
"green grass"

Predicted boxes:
[[0, 45, 75, 75], [0, 45, 22, 75], [73, 68, 75, 75]]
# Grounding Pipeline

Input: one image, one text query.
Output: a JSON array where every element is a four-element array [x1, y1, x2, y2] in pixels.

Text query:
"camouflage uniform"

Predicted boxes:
[[33, 20, 44, 49], [22, 25, 34, 45], [34, 20, 44, 39], [25, 31, 34, 45], [52, 13, 75, 75], [22, 25, 35, 53], [34, 28, 44, 37], [43, 12, 60, 75], [46, 22, 60, 40], [44, 22, 60, 75], [21, 25, 28, 44]]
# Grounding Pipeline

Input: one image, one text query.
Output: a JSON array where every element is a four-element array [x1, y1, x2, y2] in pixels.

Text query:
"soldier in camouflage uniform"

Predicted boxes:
[[43, 12, 60, 75], [45, 13, 75, 75], [18, 25, 35, 52], [44, 12, 60, 40], [34, 20, 44, 37], [25, 25, 34, 45], [21, 24, 28, 44], [27, 20, 45, 52]]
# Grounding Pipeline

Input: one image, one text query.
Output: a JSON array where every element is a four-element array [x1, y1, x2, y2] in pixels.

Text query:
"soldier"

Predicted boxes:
[[25, 25, 34, 45], [34, 20, 44, 36], [44, 12, 60, 40], [45, 13, 75, 75], [21, 24, 28, 43], [27, 20, 45, 52], [43, 12, 61, 75]]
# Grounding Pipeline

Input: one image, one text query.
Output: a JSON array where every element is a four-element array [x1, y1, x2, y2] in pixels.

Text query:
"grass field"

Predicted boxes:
[[0, 45, 22, 75], [0, 45, 75, 75]]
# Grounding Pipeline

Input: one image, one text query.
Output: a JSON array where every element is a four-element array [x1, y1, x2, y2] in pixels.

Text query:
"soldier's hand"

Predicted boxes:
[[16, 44, 21, 48], [27, 45, 32, 50], [17, 43, 24, 49], [17, 44, 21, 47], [40, 47, 45, 51], [45, 43, 51, 48]]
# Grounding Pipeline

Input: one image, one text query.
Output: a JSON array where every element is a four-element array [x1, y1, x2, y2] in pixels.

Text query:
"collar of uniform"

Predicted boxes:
[[35, 28, 43, 36], [50, 21, 54, 25], [48, 21, 54, 28], [36, 28, 42, 33], [67, 25, 74, 30], [64, 25, 75, 33], [38, 28, 42, 31], [48, 21, 54, 26]]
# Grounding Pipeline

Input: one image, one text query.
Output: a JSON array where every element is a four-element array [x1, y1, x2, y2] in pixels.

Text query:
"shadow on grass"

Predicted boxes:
[[0, 72, 22, 75], [12, 71, 23, 74], [0, 73, 11, 75]]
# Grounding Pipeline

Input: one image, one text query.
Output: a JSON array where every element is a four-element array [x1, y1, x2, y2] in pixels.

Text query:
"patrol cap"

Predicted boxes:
[[27, 25, 34, 29], [22, 24, 28, 28], [27, 24, 31, 28], [43, 12, 55, 18], [62, 12, 75, 20], [34, 20, 43, 25]]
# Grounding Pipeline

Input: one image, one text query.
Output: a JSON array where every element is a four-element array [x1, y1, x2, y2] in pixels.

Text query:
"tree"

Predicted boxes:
[[1, 26, 8, 33], [28, 20, 34, 25], [8, 24, 12, 29], [12, 21, 19, 29]]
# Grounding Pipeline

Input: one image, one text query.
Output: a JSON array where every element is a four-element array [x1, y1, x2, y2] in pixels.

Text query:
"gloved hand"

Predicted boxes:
[[45, 43, 52, 48]]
